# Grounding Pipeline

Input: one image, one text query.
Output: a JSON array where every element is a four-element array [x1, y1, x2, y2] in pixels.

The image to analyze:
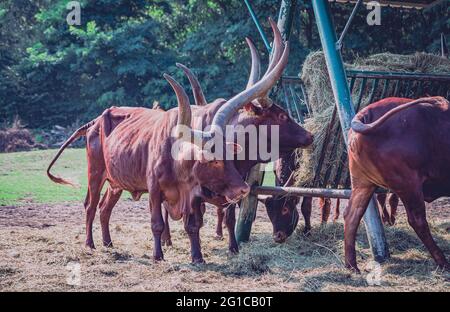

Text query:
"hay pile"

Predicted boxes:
[[0, 119, 46, 153], [294, 51, 450, 187]]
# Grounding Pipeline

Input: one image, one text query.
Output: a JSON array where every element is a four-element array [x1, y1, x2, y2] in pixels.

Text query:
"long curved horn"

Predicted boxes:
[[245, 37, 261, 89], [263, 17, 284, 79], [255, 18, 284, 108], [209, 41, 290, 133], [163, 74, 191, 130], [176, 63, 208, 106], [164, 74, 207, 147]]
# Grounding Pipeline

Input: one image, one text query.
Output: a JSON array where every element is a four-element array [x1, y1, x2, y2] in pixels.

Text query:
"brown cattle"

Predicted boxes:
[[161, 20, 313, 250], [346, 96, 450, 272], [46, 54, 292, 263]]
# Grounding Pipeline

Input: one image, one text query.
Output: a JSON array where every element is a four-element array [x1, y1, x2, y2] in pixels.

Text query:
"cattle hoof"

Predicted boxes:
[[214, 235, 224, 241], [303, 228, 311, 237], [228, 248, 239, 255], [103, 241, 113, 248], [191, 258, 205, 264], [85, 241, 95, 249], [345, 264, 361, 274], [153, 255, 164, 262]]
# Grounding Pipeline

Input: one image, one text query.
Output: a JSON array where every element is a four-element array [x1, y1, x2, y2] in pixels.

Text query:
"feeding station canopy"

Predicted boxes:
[[330, 0, 446, 9], [236, 0, 449, 264]]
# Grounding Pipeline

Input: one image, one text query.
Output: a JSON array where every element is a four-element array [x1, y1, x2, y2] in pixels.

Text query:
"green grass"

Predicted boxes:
[[0, 148, 88, 205], [262, 170, 275, 186], [0, 148, 277, 206]]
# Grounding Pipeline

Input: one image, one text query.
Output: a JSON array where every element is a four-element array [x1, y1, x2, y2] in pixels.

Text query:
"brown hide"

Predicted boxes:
[[345, 96, 450, 272]]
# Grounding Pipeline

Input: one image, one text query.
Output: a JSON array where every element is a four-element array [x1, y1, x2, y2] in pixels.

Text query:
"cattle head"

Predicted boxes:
[[261, 171, 299, 243], [164, 74, 250, 203]]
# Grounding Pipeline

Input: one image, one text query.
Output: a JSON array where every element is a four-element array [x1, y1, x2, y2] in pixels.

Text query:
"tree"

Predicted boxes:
[[15, 0, 175, 127]]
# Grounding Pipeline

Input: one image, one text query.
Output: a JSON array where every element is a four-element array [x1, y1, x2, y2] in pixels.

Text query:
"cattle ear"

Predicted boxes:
[[243, 102, 262, 115], [226, 142, 243, 155]]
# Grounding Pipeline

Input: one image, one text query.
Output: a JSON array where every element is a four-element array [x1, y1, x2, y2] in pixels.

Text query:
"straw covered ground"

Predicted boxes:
[[0, 149, 448, 292], [0, 198, 449, 292]]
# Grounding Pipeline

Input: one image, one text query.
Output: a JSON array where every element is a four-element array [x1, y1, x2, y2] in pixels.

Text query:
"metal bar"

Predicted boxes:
[[244, 0, 272, 52], [331, 0, 445, 10], [287, 71, 450, 82], [349, 77, 356, 93], [347, 70, 450, 82], [277, 0, 297, 42], [282, 83, 293, 116], [289, 84, 303, 122], [253, 186, 352, 199], [336, 0, 363, 51], [313, 107, 337, 187], [322, 124, 343, 187], [293, 90, 306, 123], [300, 81, 310, 112], [355, 78, 367, 110], [333, 147, 348, 188], [312, 0, 389, 263], [442, 33, 448, 58], [404, 80, 412, 97], [368, 78, 379, 104], [253, 185, 389, 198], [380, 79, 390, 98], [416, 80, 423, 97], [393, 79, 401, 96]]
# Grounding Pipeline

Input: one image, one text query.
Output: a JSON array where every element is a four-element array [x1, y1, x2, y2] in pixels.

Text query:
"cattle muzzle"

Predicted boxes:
[[273, 231, 288, 243], [225, 183, 250, 204]]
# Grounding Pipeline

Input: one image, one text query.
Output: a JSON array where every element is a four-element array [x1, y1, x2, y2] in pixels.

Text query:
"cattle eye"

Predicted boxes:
[[279, 114, 289, 121], [281, 207, 289, 215], [208, 160, 223, 168]]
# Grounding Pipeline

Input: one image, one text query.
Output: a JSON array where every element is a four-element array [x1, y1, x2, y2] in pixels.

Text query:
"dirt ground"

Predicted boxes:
[[0, 197, 448, 292]]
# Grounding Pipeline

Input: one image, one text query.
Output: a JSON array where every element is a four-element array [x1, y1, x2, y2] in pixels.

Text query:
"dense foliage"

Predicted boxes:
[[0, 0, 448, 128]]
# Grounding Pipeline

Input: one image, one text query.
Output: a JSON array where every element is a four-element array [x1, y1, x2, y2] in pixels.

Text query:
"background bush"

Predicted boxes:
[[0, 0, 448, 128]]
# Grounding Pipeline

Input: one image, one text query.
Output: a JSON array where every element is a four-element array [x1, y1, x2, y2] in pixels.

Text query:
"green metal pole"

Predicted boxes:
[[244, 0, 272, 52], [312, 0, 389, 262], [236, 0, 297, 244], [277, 0, 297, 42]]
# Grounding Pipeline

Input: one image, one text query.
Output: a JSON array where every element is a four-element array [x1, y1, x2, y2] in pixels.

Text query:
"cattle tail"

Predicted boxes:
[[351, 96, 448, 134], [46, 119, 97, 187]]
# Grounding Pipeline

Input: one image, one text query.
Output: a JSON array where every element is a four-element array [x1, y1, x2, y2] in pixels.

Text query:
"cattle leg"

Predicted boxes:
[[149, 191, 164, 261], [333, 198, 340, 222], [225, 204, 238, 254], [399, 190, 449, 270], [184, 197, 205, 264], [99, 187, 122, 247], [344, 184, 376, 272], [161, 207, 172, 246], [215, 205, 224, 240], [84, 175, 105, 249], [320, 197, 331, 224], [387, 193, 399, 226], [301, 197, 312, 235]]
